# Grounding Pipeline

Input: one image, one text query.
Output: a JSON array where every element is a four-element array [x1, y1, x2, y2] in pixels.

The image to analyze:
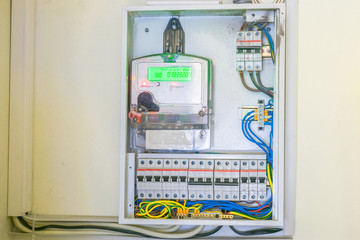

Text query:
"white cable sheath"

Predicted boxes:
[[14, 217, 205, 239], [12, 217, 131, 236], [22, 216, 181, 233]]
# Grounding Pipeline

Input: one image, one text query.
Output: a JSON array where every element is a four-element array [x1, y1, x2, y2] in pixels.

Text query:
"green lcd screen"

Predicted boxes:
[[147, 67, 192, 81]]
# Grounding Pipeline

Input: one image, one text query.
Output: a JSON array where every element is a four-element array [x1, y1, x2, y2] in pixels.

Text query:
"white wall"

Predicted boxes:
[[0, 0, 11, 239], [295, 0, 360, 239], [1, 0, 360, 239]]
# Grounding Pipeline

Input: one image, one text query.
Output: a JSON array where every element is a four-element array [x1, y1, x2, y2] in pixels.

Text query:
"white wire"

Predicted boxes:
[[14, 217, 205, 238], [22, 217, 182, 234], [13, 217, 132, 236], [22, 216, 181, 233]]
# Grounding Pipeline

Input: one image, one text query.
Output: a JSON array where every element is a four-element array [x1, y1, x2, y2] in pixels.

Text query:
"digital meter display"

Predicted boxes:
[[147, 67, 192, 81]]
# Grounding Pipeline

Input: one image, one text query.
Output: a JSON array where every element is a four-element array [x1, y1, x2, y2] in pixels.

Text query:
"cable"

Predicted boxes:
[[229, 226, 282, 236], [249, 71, 273, 98], [239, 71, 260, 92], [252, 24, 275, 63], [190, 226, 223, 239], [15, 216, 205, 239], [251, 0, 284, 4], [22, 216, 182, 234], [256, 71, 273, 91]]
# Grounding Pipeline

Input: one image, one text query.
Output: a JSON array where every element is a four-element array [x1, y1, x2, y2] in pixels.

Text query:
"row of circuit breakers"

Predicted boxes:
[[136, 155, 268, 201]]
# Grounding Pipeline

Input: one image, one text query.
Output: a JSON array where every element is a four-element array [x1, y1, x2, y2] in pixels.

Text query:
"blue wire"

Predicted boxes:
[[242, 113, 273, 165]]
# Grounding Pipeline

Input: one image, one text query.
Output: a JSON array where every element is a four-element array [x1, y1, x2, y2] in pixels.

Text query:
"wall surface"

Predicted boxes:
[[1, 0, 360, 239], [295, 0, 360, 239], [0, 0, 11, 239]]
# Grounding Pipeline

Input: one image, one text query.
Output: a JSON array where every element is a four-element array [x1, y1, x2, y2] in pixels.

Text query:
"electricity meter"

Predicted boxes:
[[128, 19, 212, 151]]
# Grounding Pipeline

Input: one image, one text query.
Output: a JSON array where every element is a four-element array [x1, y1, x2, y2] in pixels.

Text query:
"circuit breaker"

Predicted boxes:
[[136, 154, 267, 201], [236, 31, 263, 71]]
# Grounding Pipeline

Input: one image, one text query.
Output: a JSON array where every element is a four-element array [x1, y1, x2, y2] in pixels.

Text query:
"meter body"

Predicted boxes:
[[129, 53, 212, 151]]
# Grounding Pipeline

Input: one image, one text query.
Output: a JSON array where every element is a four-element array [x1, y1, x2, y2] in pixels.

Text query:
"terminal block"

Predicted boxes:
[[241, 100, 272, 131], [236, 31, 263, 71]]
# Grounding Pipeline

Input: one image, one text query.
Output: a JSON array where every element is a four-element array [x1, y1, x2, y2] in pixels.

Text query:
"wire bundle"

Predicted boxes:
[[239, 23, 275, 98], [240, 99, 274, 216], [14, 216, 224, 239], [136, 200, 202, 219], [136, 196, 272, 221]]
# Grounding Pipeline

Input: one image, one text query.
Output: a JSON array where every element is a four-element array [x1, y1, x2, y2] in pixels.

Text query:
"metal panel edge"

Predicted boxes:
[[8, 0, 35, 217]]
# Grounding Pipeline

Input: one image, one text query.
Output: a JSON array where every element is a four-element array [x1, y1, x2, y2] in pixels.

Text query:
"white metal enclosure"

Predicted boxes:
[[118, 3, 292, 231]]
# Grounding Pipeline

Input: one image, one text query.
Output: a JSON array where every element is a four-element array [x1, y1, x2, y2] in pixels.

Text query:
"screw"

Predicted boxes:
[[208, 194, 212, 199], [174, 194, 178, 198], [251, 195, 255, 199], [140, 160, 145, 165], [157, 160, 161, 165], [191, 161, 195, 165], [233, 195, 237, 199], [149, 160, 153, 165], [217, 161, 221, 165], [243, 162, 247, 166], [225, 195, 229, 199], [247, 32, 251, 36], [182, 194, 186, 198], [166, 160, 170, 165], [157, 193, 161, 197], [251, 161, 256, 166], [225, 162, 229, 166], [191, 194, 195, 198], [145, 28, 149, 32], [260, 161, 264, 166], [174, 160, 178, 165], [208, 161, 212, 165], [149, 193, 152, 197], [255, 32, 260, 36], [266, 27, 271, 32], [140, 193, 144, 197], [216, 194, 221, 199], [182, 161, 187, 165], [200, 161, 204, 165], [260, 195, 264, 199], [234, 161, 238, 166], [242, 195, 246, 199], [239, 33, 243, 37], [199, 194, 203, 198], [165, 194, 169, 198]]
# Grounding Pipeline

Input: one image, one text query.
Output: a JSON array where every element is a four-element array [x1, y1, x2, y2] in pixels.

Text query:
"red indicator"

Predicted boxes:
[[141, 80, 149, 87], [171, 81, 177, 87]]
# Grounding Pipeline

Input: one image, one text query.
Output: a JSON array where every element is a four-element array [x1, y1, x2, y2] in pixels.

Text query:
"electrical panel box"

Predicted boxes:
[[119, 3, 295, 237]]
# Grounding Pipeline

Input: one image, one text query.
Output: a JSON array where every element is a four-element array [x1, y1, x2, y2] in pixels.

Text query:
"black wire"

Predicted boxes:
[[229, 226, 282, 236], [189, 226, 223, 239], [17, 217, 220, 239]]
